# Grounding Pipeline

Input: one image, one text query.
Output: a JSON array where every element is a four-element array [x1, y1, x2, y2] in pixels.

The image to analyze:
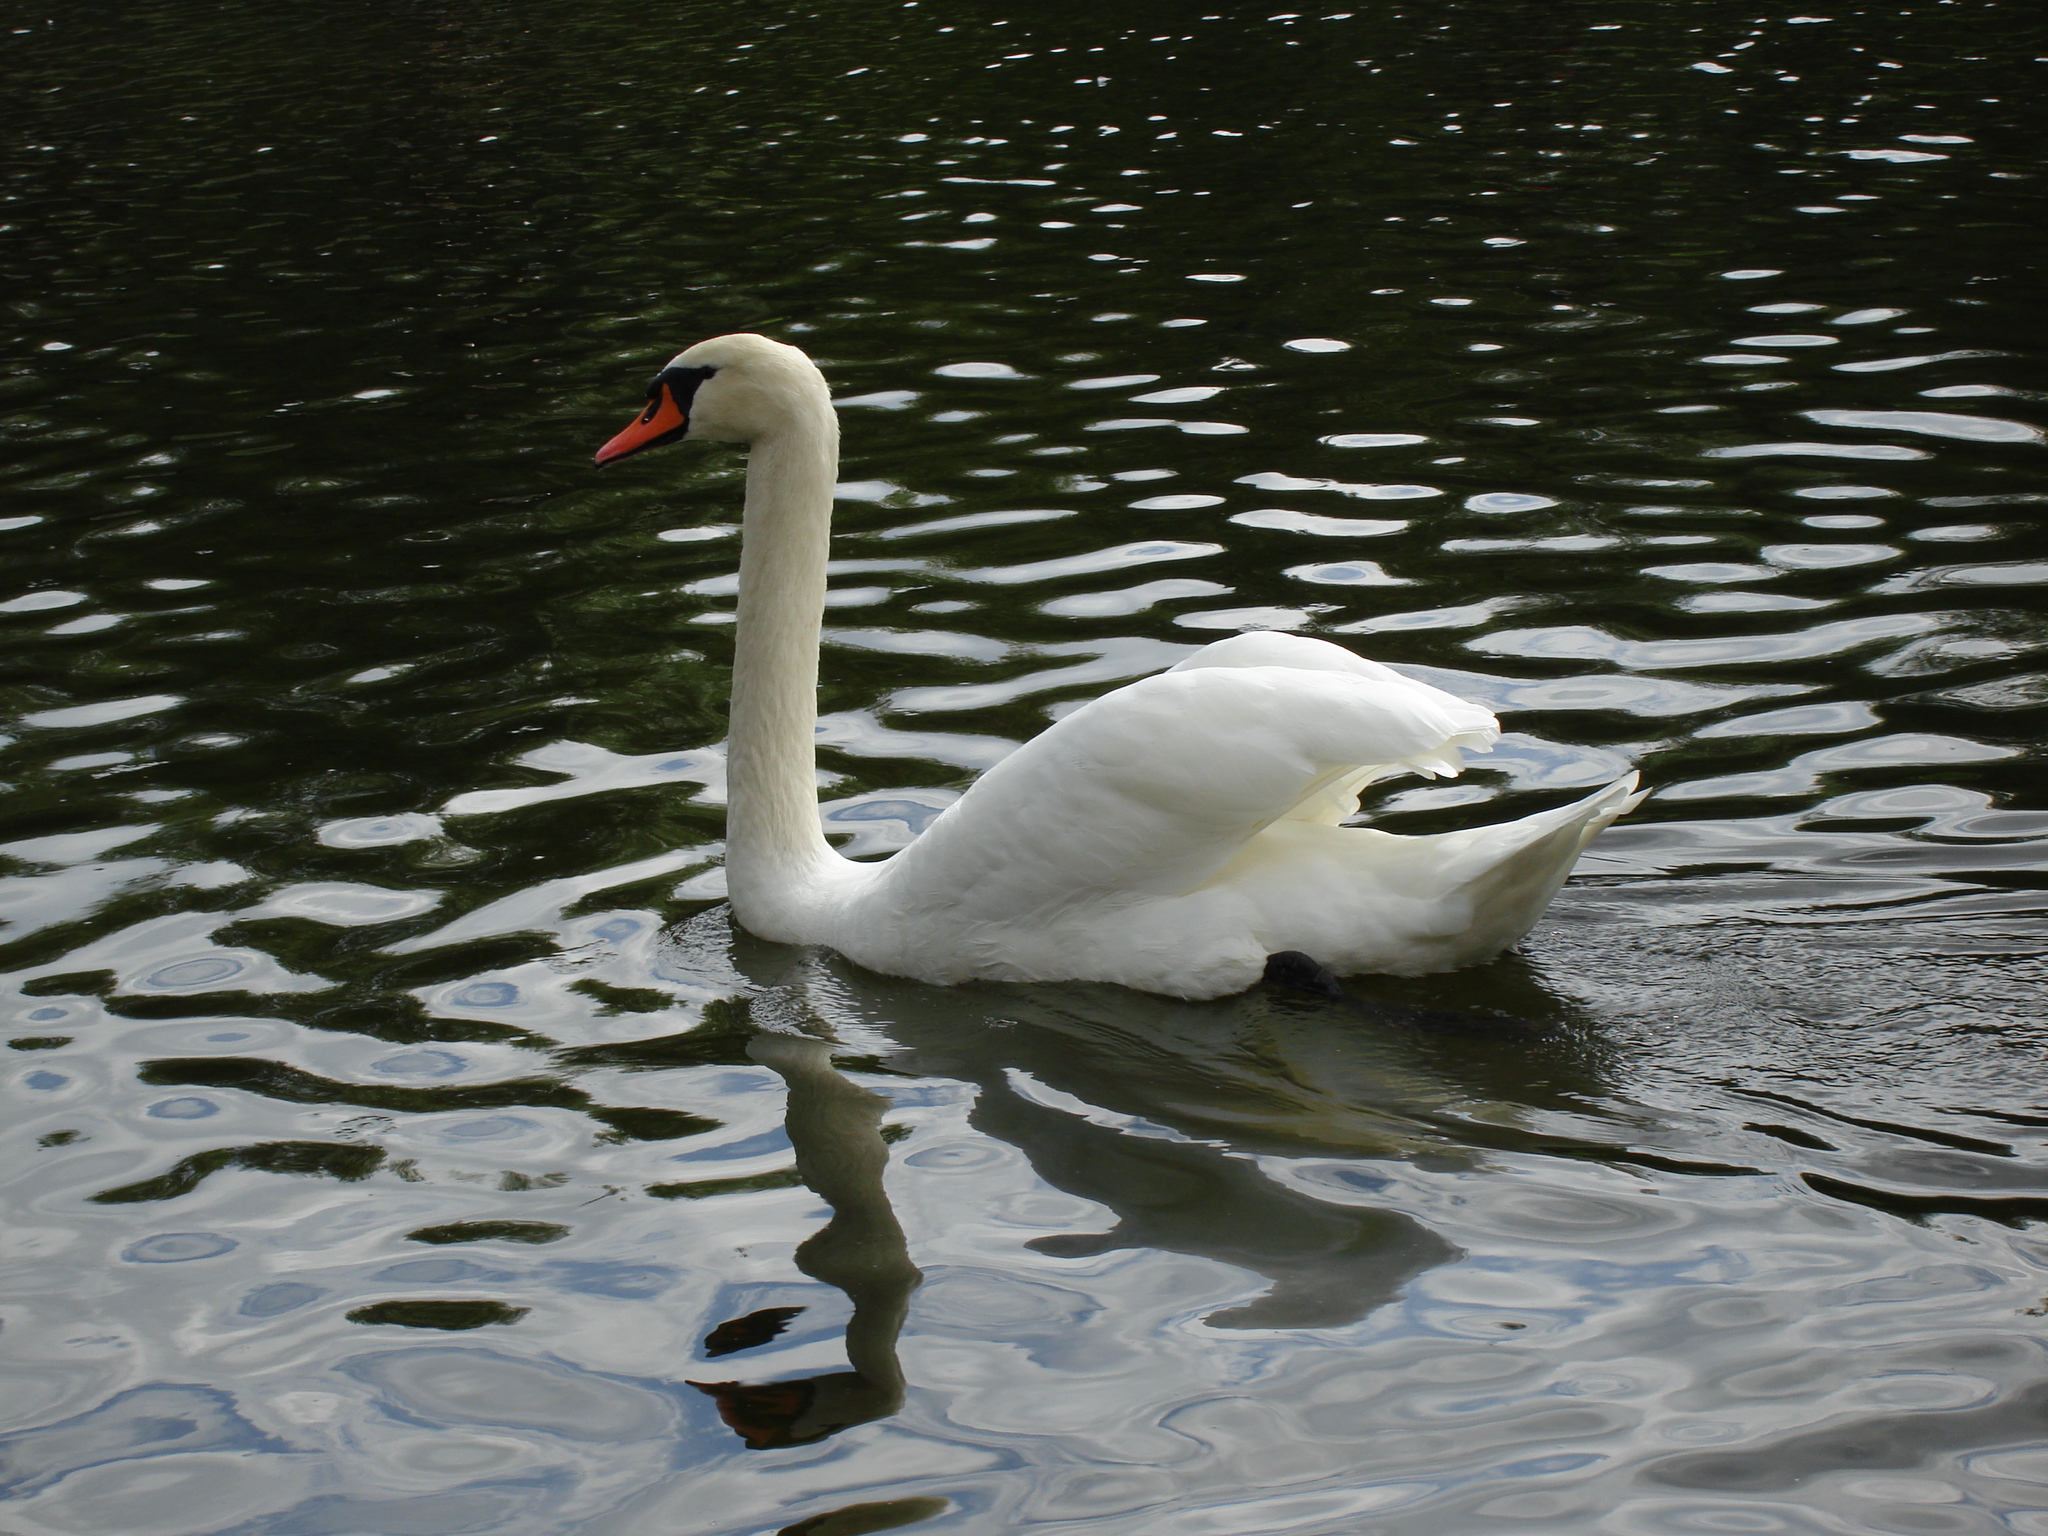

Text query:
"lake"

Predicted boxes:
[[3, 1, 2046, 1533]]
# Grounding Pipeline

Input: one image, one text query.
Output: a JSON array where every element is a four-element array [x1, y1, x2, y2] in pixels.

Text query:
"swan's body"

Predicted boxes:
[[598, 334, 1639, 1001]]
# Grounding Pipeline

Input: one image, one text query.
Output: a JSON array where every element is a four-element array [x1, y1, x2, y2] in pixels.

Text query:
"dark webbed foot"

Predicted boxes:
[[1262, 950, 1350, 1001], [1260, 950, 1544, 1037]]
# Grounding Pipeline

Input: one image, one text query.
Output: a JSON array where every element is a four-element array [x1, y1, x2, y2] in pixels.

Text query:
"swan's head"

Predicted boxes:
[[594, 333, 829, 466]]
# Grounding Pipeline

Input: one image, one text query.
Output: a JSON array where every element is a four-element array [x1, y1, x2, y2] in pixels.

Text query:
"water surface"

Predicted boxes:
[[4, 0, 2047, 1532]]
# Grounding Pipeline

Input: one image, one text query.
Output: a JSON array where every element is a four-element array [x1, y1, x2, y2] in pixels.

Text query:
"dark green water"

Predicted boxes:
[[4, 0, 2047, 1531]]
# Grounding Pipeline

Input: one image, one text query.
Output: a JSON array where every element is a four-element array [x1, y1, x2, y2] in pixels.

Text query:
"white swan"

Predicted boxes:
[[596, 333, 1640, 1001]]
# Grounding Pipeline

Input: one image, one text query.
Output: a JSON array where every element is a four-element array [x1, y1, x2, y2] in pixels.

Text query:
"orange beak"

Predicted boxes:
[[594, 381, 689, 466]]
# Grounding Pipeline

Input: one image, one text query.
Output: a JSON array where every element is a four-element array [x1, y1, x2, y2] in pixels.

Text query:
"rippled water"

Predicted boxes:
[[4, 0, 2047, 1532]]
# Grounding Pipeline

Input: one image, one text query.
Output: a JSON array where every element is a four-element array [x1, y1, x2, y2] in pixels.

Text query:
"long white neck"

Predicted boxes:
[[723, 392, 843, 935]]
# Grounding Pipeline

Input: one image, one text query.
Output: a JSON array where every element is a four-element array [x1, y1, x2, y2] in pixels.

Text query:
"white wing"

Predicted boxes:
[[867, 632, 1501, 924]]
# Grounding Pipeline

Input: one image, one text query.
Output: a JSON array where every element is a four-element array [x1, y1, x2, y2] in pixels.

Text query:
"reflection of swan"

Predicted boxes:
[[976, 1066, 1461, 1329], [688, 1028, 919, 1449], [599, 334, 1639, 1000], [707, 927, 1582, 1333]]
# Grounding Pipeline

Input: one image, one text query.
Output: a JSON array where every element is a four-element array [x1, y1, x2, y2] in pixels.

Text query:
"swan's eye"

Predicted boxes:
[[657, 365, 715, 395], [640, 365, 711, 421]]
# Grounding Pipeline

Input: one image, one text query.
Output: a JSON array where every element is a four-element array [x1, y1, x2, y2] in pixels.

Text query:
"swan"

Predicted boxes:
[[596, 333, 1640, 1001]]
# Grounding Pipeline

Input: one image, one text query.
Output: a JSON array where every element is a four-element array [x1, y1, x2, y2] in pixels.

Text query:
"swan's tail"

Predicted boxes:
[[1417, 772, 1643, 968], [1229, 771, 1642, 979]]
